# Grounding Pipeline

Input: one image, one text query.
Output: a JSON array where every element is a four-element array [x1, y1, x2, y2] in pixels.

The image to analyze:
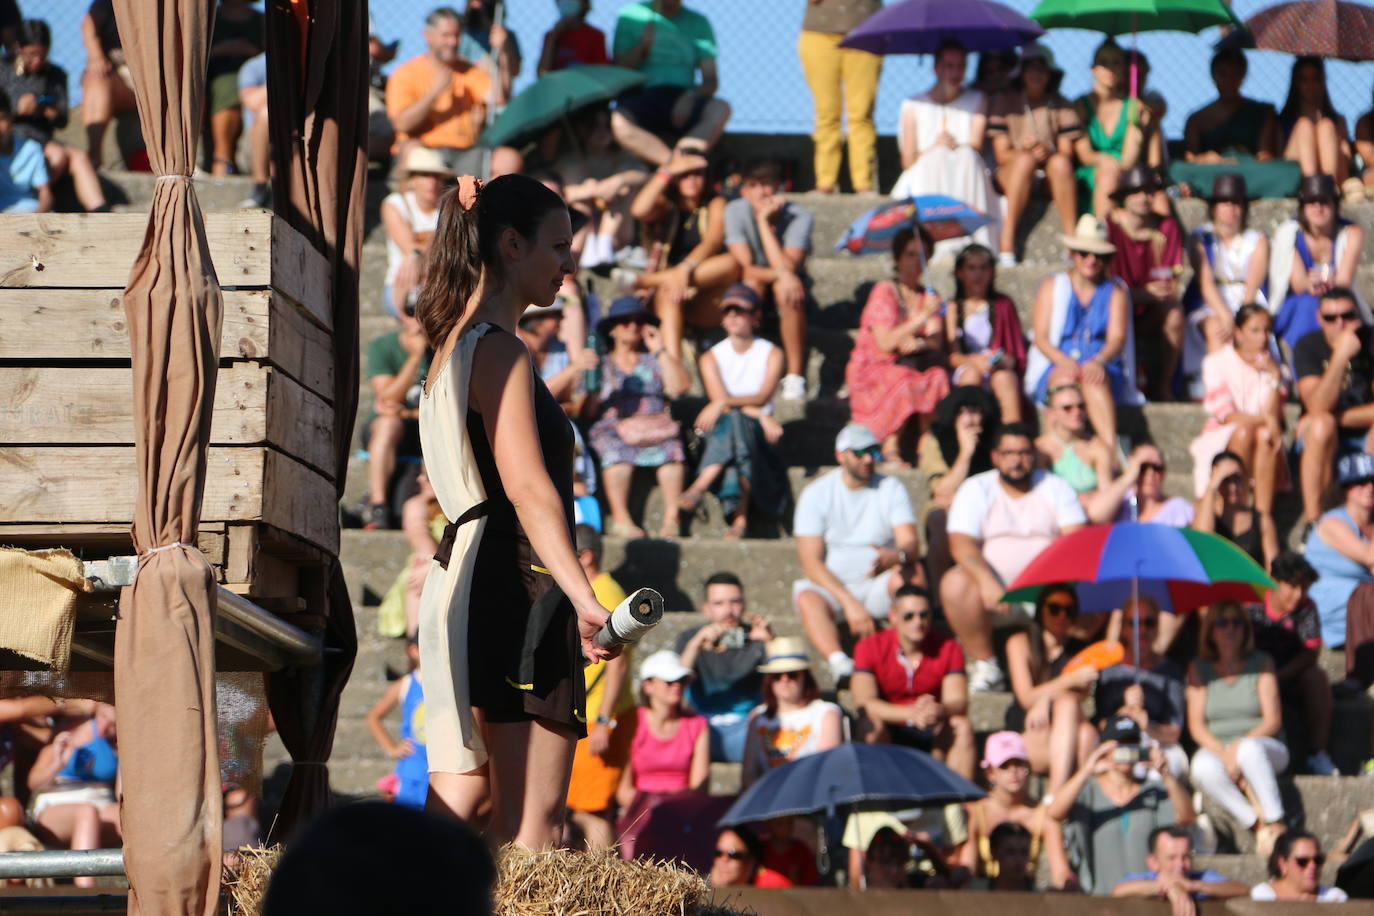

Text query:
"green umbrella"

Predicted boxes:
[[1029, 0, 1238, 36], [481, 65, 647, 148]]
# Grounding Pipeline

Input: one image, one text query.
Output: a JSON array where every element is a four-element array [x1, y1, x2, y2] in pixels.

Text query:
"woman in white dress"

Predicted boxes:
[[891, 40, 1001, 261]]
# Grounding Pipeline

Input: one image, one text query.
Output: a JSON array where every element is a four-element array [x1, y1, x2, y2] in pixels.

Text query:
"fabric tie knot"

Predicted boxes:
[[456, 174, 482, 211]]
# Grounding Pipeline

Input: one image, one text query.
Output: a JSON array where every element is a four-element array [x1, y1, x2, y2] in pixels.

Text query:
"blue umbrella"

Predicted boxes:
[[834, 195, 993, 256], [717, 743, 984, 826], [840, 0, 1045, 54]]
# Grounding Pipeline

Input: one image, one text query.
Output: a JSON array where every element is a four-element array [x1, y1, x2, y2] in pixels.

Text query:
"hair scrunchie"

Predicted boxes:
[[456, 175, 483, 211]]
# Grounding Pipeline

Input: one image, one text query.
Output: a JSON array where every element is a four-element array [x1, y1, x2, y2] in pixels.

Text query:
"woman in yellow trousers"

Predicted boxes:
[[798, 0, 883, 193]]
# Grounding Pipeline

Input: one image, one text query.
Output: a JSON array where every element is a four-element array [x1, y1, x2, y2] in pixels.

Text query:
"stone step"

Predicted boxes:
[[1199, 774, 1374, 855]]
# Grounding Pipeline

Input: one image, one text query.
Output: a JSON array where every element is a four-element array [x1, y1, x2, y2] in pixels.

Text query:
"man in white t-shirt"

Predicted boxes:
[[793, 424, 922, 681], [942, 423, 1086, 692]]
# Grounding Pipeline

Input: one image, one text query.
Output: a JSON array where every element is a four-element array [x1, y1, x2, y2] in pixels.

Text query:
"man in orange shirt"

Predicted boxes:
[[386, 6, 519, 177]]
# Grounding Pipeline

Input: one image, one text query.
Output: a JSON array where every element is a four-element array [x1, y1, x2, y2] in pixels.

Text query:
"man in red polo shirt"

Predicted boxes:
[[851, 585, 975, 779]]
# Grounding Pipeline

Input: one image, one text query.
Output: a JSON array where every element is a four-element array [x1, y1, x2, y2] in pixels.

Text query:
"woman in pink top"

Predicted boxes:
[[615, 650, 709, 858]]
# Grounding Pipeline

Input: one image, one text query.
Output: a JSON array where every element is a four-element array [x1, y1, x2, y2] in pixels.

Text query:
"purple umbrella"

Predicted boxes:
[[840, 0, 1045, 55]]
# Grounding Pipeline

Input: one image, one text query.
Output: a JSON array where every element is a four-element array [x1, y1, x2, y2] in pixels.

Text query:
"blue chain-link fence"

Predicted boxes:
[[33, 1, 1374, 149]]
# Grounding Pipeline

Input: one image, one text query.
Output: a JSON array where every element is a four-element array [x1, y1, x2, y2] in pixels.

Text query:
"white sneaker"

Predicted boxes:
[[967, 657, 1006, 693], [997, 251, 1017, 268], [1307, 750, 1339, 776], [609, 267, 640, 295], [827, 652, 855, 682], [780, 373, 806, 400]]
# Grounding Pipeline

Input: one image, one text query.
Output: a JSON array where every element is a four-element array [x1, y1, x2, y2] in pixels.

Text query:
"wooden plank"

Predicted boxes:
[[0, 364, 335, 476], [0, 446, 338, 553], [262, 290, 335, 402], [0, 212, 331, 331]]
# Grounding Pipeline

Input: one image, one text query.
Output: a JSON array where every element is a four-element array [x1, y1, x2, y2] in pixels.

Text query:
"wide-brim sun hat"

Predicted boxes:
[[595, 295, 659, 337], [756, 636, 812, 674], [1062, 214, 1117, 256], [396, 145, 458, 181]]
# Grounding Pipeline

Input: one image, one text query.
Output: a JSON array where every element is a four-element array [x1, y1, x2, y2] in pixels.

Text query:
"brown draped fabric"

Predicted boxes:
[[263, 0, 365, 842], [110, 0, 223, 912]]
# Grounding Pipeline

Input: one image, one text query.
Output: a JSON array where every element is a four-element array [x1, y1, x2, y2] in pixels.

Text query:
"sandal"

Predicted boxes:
[[724, 517, 748, 539], [606, 520, 645, 539]]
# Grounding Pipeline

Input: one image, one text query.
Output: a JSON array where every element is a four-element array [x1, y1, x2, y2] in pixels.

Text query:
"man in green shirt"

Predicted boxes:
[[610, 0, 730, 166], [360, 309, 431, 528]]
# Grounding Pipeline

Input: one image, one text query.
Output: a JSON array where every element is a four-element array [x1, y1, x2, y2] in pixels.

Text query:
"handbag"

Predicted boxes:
[[616, 410, 679, 447]]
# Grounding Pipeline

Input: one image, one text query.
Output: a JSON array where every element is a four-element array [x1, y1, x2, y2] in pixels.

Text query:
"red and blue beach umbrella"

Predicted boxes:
[[833, 195, 994, 255]]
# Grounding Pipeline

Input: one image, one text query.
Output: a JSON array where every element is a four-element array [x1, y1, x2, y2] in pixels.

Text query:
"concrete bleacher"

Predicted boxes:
[[89, 167, 1374, 881]]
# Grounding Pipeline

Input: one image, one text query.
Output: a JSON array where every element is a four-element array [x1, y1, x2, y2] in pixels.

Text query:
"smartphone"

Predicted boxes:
[[988, 348, 1004, 367], [1112, 745, 1150, 764]]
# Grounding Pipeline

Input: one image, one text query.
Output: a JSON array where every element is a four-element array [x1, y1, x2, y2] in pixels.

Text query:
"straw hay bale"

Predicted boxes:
[[224, 844, 282, 916]]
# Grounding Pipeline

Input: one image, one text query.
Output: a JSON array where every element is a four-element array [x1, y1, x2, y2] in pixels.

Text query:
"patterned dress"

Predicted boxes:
[[846, 280, 950, 440], [588, 351, 686, 467]]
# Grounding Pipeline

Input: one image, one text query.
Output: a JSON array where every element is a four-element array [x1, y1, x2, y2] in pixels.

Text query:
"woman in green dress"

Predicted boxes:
[[1073, 39, 1161, 219]]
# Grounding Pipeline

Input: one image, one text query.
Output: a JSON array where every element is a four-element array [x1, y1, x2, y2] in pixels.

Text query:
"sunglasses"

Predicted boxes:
[[1044, 600, 1077, 617], [1057, 400, 1086, 412], [900, 610, 933, 623], [773, 670, 804, 680], [1213, 616, 1246, 629], [1128, 617, 1159, 630], [851, 446, 883, 460], [715, 848, 749, 861], [1140, 462, 1165, 474], [613, 317, 647, 327], [1071, 250, 1107, 260], [721, 304, 755, 316], [1294, 854, 1326, 868], [1320, 310, 1360, 323]]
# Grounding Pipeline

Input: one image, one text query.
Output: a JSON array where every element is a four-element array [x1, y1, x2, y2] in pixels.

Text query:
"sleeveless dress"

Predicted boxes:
[[1181, 225, 1268, 379], [1075, 96, 1136, 211], [1024, 273, 1135, 405], [394, 672, 430, 810]]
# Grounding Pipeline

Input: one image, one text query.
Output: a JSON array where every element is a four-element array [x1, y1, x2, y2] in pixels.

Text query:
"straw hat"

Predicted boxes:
[[756, 636, 812, 674], [396, 146, 458, 180], [1061, 214, 1117, 256]]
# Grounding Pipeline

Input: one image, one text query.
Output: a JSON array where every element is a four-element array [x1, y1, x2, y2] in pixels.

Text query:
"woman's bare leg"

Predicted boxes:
[[989, 367, 1022, 424], [1315, 117, 1350, 183], [1284, 117, 1318, 176], [1081, 376, 1117, 453], [1093, 157, 1123, 219], [1045, 152, 1078, 234], [1048, 693, 1084, 794], [428, 768, 491, 824], [656, 462, 685, 536], [211, 107, 243, 175], [997, 152, 1037, 257], [485, 719, 578, 849], [601, 463, 637, 531]]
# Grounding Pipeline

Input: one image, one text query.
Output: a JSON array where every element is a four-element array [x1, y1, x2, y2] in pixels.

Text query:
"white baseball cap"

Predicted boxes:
[[638, 649, 692, 684]]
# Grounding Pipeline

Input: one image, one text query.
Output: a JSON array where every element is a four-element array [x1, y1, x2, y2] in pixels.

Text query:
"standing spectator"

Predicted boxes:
[[1252, 830, 1349, 902], [1094, 596, 1189, 778], [1112, 825, 1248, 911], [0, 21, 104, 212], [1187, 601, 1288, 857], [740, 636, 842, 787], [1188, 304, 1286, 566], [366, 20, 400, 162], [792, 424, 922, 682], [709, 825, 793, 888], [891, 40, 1000, 259], [947, 243, 1027, 424], [851, 585, 976, 779], [381, 146, 451, 318], [585, 296, 689, 539], [941, 423, 1087, 692], [846, 225, 950, 466], [1194, 452, 1268, 569], [1293, 287, 1374, 528], [1047, 717, 1195, 895], [359, 305, 430, 529], [681, 284, 790, 537], [1305, 453, 1374, 654], [610, 0, 731, 167], [1074, 39, 1162, 219], [1106, 165, 1184, 400], [629, 153, 740, 361], [538, 0, 608, 75], [79, 0, 136, 170], [236, 52, 270, 208], [725, 159, 813, 400], [364, 637, 428, 811], [206, 0, 264, 176], [988, 43, 1079, 266], [1271, 175, 1367, 350], [0, 88, 48, 212], [1250, 552, 1336, 775], [1002, 586, 1100, 793], [674, 572, 772, 763], [797, 0, 882, 194], [1024, 216, 1133, 452], [918, 387, 997, 590], [1279, 56, 1351, 185]]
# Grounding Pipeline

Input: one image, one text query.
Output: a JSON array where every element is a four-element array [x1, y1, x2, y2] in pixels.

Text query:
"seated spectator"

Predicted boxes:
[[381, 146, 451, 318], [555, 107, 647, 268], [1252, 829, 1349, 902], [79, 0, 136, 170], [1002, 586, 1099, 792], [615, 650, 708, 859], [566, 524, 634, 850], [1119, 442, 1194, 526], [610, 0, 730, 167], [960, 731, 1070, 888], [0, 88, 49, 212], [1181, 173, 1270, 383], [206, 0, 264, 176], [1187, 601, 1288, 857], [972, 48, 1018, 107], [1271, 176, 1367, 350], [366, 21, 400, 162], [1356, 89, 1374, 194], [1251, 552, 1336, 774], [585, 296, 689, 539], [1280, 56, 1352, 185], [709, 825, 792, 888], [28, 704, 121, 888], [851, 585, 975, 779], [918, 387, 997, 590], [628, 153, 740, 362], [942, 423, 1087, 692], [891, 40, 1000, 259], [1025, 216, 1134, 453], [0, 21, 104, 212], [1195, 451, 1270, 569], [1299, 287, 1374, 526], [236, 52, 270, 208], [1095, 596, 1188, 777], [1112, 825, 1248, 911], [517, 302, 597, 412], [1188, 304, 1286, 564], [359, 307, 430, 529], [1047, 717, 1195, 895], [1305, 452, 1374, 655], [681, 285, 790, 537], [528, 168, 592, 354], [725, 160, 813, 400], [1074, 39, 1162, 219], [674, 572, 772, 763], [846, 225, 950, 466], [758, 816, 819, 886], [793, 424, 922, 682], [969, 822, 1036, 891], [797, 0, 882, 195], [861, 826, 917, 889], [1106, 165, 1184, 400], [365, 637, 427, 811], [1035, 381, 1117, 517], [537, 0, 608, 75], [988, 44, 1079, 266], [947, 243, 1026, 424]]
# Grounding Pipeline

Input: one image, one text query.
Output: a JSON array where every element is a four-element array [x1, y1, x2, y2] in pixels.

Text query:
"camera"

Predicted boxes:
[[1111, 744, 1150, 764], [716, 626, 747, 651]]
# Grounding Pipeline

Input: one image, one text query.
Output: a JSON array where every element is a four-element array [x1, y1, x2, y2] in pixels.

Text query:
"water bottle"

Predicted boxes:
[[1127, 489, 1139, 522], [583, 333, 601, 394]]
